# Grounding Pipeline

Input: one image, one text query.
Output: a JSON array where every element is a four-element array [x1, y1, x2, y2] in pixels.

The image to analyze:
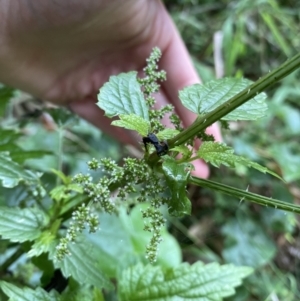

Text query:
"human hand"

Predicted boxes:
[[0, 0, 221, 177]]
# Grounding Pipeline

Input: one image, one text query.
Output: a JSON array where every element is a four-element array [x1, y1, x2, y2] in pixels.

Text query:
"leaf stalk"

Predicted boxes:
[[190, 176, 300, 214]]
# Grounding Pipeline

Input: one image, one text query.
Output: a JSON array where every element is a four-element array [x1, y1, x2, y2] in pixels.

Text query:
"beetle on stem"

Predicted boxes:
[[143, 133, 169, 156]]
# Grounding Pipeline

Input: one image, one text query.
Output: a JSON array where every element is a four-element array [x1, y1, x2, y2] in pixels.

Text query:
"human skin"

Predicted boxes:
[[0, 0, 221, 177]]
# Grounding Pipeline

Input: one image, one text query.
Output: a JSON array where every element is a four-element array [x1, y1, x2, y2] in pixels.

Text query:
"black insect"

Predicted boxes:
[[11, 97, 44, 119], [143, 133, 169, 156]]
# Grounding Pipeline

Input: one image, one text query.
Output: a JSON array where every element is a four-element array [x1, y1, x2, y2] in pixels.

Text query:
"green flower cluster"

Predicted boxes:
[[56, 156, 169, 262], [138, 47, 173, 132], [56, 47, 181, 263], [55, 203, 99, 261]]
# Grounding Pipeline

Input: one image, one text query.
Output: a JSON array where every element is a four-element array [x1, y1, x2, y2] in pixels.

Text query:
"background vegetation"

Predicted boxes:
[[0, 0, 300, 300], [166, 0, 300, 299]]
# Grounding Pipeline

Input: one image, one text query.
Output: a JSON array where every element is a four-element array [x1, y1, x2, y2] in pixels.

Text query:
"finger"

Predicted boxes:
[[158, 5, 201, 129], [155, 90, 210, 178], [156, 5, 222, 177], [158, 3, 222, 142], [207, 123, 222, 142]]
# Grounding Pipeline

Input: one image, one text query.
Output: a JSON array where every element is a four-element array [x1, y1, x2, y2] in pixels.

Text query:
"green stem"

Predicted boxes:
[[56, 128, 64, 186], [190, 176, 300, 214], [49, 127, 66, 223], [58, 195, 90, 221], [170, 52, 300, 147]]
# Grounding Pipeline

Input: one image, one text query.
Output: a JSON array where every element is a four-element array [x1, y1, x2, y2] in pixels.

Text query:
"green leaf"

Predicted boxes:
[[0, 129, 22, 145], [156, 128, 180, 140], [48, 107, 77, 127], [170, 145, 193, 159], [0, 152, 39, 188], [0, 206, 48, 242], [0, 85, 14, 116], [118, 262, 253, 301], [51, 169, 70, 185], [97, 72, 149, 120], [222, 218, 276, 268], [119, 204, 182, 268], [269, 143, 300, 183], [111, 114, 150, 136], [162, 157, 192, 217], [0, 143, 22, 154], [55, 239, 113, 290], [61, 280, 102, 301], [85, 207, 180, 277], [179, 78, 267, 120], [67, 183, 84, 194], [10, 150, 53, 164], [28, 228, 58, 257], [50, 185, 70, 201], [0, 281, 60, 301], [82, 212, 136, 278], [10, 127, 59, 172], [197, 142, 282, 179], [55, 207, 179, 285]]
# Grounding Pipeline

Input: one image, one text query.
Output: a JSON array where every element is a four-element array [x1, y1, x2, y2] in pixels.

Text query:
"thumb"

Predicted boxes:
[[158, 6, 222, 178]]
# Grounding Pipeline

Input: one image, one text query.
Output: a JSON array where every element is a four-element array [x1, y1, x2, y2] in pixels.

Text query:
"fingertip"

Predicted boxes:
[[191, 159, 210, 179], [207, 123, 223, 143]]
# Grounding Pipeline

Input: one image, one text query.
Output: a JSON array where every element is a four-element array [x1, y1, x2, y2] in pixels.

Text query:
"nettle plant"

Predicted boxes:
[[1, 48, 300, 300]]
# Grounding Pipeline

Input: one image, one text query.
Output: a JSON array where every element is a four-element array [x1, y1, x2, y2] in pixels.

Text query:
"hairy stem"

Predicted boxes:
[[190, 176, 300, 214], [170, 52, 300, 147]]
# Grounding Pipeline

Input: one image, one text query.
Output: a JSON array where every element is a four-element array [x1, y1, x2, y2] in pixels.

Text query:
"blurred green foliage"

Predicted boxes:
[[0, 0, 300, 300], [165, 0, 300, 300]]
